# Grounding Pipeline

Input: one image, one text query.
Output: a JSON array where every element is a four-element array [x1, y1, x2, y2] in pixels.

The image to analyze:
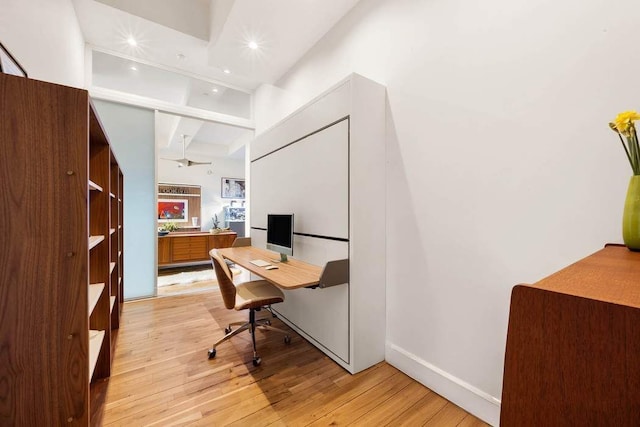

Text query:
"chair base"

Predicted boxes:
[[208, 307, 291, 365]]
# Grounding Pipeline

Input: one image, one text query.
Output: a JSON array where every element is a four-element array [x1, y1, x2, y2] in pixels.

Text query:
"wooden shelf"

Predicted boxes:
[[110, 228, 116, 235], [1, 75, 124, 423], [88, 283, 105, 315], [110, 192, 116, 198], [109, 296, 116, 313], [89, 180, 103, 192], [109, 262, 116, 274], [89, 235, 105, 250], [89, 330, 105, 379], [118, 251, 122, 258], [157, 193, 201, 197]]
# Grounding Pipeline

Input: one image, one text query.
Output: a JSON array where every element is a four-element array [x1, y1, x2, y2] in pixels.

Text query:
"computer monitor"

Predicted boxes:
[[266, 214, 294, 262]]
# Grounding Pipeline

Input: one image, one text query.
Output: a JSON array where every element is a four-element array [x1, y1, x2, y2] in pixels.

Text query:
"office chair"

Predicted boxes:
[[232, 237, 251, 247], [225, 236, 252, 268], [208, 249, 291, 366]]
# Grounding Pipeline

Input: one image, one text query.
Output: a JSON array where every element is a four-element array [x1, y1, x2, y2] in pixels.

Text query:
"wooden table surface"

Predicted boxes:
[[216, 246, 322, 289], [534, 244, 640, 307]]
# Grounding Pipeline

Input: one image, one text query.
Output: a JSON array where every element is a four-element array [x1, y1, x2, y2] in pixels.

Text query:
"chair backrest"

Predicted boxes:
[[232, 237, 251, 247], [209, 250, 236, 309]]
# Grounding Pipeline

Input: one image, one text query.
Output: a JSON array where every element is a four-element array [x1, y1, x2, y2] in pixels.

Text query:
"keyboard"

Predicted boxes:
[[249, 259, 271, 267]]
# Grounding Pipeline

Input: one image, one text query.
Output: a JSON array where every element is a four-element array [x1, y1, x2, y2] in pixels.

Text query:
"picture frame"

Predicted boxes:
[[0, 42, 28, 78], [158, 198, 189, 222], [221, 177, 245, 199]]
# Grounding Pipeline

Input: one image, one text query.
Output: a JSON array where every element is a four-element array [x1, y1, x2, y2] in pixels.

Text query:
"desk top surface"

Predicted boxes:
[[217, 246, 322, 289]]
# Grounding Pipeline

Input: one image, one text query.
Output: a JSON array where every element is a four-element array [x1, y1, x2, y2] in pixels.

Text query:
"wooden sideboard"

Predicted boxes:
[[158, 231, 236, 267], [501, 245, 640, 426]]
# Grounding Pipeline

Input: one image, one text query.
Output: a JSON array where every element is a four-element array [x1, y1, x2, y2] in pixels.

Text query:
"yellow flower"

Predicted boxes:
[[613, 110, 640, 136]]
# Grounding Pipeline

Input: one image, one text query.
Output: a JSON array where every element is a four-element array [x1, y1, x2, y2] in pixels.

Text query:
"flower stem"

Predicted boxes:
[[632, 126, 640, 175], [618, 132, 634, 172]]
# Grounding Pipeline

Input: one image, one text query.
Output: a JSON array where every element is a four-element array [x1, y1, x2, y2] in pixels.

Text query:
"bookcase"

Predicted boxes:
[[0, 73, 124, 425]]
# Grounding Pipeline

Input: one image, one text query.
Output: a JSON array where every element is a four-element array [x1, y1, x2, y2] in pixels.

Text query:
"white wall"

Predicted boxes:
[[255, 0, 640, 423], [0, 0, 84, 87], [158, 157, 245, 231], [93, 100, 156, 300]]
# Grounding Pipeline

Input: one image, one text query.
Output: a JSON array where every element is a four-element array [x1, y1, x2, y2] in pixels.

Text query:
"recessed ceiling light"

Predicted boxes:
[[223, 69, 231, 74], [130, 66, 137, 71], [177, 53, 185, 60], [212, 88, 219, 93], [127, 37, 137, 47], [248, 41, 258, 50]]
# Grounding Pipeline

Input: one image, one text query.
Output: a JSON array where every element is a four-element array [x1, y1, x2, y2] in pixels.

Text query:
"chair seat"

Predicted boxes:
[[235, 280, 284, 310]]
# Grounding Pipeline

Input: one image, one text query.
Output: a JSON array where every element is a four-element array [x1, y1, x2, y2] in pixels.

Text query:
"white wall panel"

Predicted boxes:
[[250, 74, 385, 374], [251, 120, 349, 239], [250, 230, 350, 362], [0, 0, 85, 87], [251, 82, 350, 160]]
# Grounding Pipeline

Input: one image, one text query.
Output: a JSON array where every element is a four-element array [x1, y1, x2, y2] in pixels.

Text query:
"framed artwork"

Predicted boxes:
[[158, 199, 189, 222], [0, 42, 27, 77], [221, 177, 245, 199]]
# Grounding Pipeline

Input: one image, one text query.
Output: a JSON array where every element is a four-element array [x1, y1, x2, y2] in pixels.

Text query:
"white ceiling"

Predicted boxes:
[[73, 0, 361, 90], [74, 0, 360, 163], [155, 112, 251, 162]]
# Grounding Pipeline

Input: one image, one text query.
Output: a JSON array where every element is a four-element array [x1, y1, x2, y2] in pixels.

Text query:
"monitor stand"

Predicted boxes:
[[271, 253, 289, 263]]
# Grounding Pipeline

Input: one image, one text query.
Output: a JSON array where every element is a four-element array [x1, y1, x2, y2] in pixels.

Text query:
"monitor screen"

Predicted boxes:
[[267, 214, 294, 256]]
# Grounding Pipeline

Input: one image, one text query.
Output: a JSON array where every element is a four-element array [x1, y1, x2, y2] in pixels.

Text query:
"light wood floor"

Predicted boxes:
[[91, 291, 489, 426]]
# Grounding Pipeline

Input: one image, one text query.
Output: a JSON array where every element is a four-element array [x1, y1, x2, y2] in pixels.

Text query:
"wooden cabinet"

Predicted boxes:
[[158, 232, 236, 266], [0, 73, 123, 425], [501, 245, 640, 426], [158, 235, 172, 264]]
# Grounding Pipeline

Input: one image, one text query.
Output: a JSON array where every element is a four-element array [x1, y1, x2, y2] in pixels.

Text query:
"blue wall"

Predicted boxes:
[[93, 100, 156, 299]]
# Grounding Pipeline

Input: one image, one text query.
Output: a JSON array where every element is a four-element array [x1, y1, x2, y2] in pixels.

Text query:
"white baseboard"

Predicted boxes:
[[386, 342, 501, 426]]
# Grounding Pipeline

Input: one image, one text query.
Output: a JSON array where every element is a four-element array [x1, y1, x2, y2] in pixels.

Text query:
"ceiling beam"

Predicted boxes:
[[90, 86, 254, 130]]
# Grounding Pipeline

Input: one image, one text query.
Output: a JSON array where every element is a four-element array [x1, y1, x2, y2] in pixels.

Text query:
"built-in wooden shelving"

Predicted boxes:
[[89, 180, 103, 192], [110, 228, 116, 235], [109, 262, 116, 274], [110, 192, 116, 198], [0, 73, 125, 424], [89, 330, 105, 379], [89, 283, 105, 315], [89, 235, 105, 250]]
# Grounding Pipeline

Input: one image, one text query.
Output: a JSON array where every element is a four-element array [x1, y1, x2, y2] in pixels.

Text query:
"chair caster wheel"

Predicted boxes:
[[284, 335, 291, 344], [208, 349, 216, 359], [253, 357, 262, 367], [224, 327, 232, 334]]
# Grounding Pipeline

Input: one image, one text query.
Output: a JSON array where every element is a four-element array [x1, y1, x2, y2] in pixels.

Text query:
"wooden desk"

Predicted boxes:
[[216, 246, 322, 289], [501, 245, 640, 426]]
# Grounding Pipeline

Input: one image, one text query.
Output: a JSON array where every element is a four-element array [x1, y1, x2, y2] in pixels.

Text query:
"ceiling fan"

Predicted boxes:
[[162, 134, 212, 168]]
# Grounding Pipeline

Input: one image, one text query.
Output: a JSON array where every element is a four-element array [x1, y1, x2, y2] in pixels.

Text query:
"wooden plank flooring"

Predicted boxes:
[[92, 291, 489, 426]]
